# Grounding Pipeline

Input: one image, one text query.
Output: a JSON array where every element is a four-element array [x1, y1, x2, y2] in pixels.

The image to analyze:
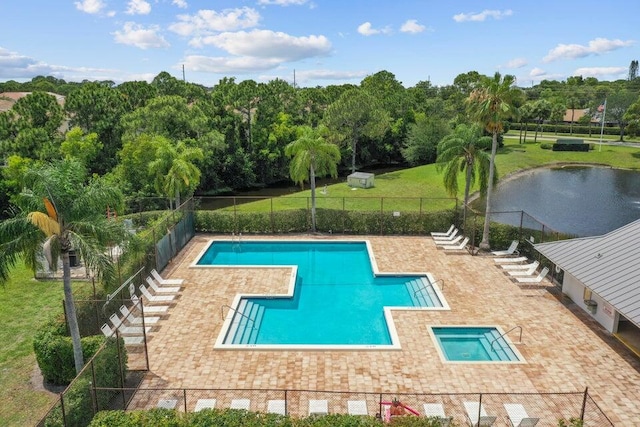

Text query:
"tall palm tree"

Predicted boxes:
[[467, 72, 519, 250], [285, 125, 341, 232], [436, 124, 494, 231], [0, 159, 125, 374]]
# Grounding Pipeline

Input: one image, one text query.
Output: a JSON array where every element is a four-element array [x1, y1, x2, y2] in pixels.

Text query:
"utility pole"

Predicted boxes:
[[182, 64, 185, 82]]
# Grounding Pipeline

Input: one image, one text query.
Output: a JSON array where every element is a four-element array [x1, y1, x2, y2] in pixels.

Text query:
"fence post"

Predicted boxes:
[[284, 390, 288, 415], [477, 393, 483, 425], [115, 329, 127, 409], [141, 300, 151, 371], [59, 392, 67, 427], [342, 197, 346, 233], [380, 197, 384, 235], [183, 389, 188, 413], [90, 359, 98, 414], [580, 387, 588, 421], [270, 198, 274, 233]]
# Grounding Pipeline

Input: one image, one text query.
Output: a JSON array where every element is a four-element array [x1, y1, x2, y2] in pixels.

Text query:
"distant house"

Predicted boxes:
[[534, 219, 640, 352], [562, 108, 589, 123], [0, 91, 66, 113]]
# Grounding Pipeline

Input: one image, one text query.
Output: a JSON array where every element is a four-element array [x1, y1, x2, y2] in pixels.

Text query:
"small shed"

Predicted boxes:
[[347, 172, 375, 189]]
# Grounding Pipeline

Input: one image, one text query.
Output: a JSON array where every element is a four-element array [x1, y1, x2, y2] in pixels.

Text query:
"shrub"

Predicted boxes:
[[540, 143, 552, 150]]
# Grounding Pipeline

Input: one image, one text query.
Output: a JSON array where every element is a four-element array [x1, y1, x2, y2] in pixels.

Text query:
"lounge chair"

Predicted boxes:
[[494, 256, 528, 264], [433, 228, 459, 242], [431, 224, 455, 238], [423, 403, 452, 426], [151, 268, 184, 286], [157, 399, 178, 409], [268, 399, 286, 415], [442, 237, 469, 251], [463, 401, 496, 426], [309, 399, 329, 415], [515, 267, 549, 284], [504, 403, 539, 427], [108, 313, 150, 335], [100, 323, 143, 345], [491, 241, 519, 257], [435, 235, 463, 247], [139, 285, 176, 303], [131, 294, 169, 313], [347, 400, 368, 415], [504, 261, 540, 275], [119, 304, 160, 324], [230, 399, 250, 410], [146, 276, 180, 294], [195, 399, 216, 412]]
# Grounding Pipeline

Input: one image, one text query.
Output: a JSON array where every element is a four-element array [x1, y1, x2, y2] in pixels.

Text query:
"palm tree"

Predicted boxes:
[[467, 72, 519, 250], [436, 124, 494, 231], [285, 125, 341, 232], [0, 159, 125, 374]]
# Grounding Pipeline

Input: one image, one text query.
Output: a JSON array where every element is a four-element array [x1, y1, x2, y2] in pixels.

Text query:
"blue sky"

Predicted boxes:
[[1, 0, 638, 88]]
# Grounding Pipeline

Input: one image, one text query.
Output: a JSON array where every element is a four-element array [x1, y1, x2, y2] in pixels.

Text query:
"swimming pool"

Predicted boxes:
[[430, 326, 523, 362], [194, 240, 447, 348]]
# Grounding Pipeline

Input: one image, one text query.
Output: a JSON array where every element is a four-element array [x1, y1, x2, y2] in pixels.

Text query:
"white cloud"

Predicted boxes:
[[544, 38, 635, 62], [453, 9, 513, 23], [126, 0, 151, 15], [258, 69, 367, 85], [573, 66, 627, 78], [75, 0, 105, 14], [357, 22, 391, 36], [183, 55, 282, 73], [504, 58, 528, 68], [169, 7, 261, 36], [172, 0, 188, 8], [530, 67, 546, 77], [113, 22, 170, 49], [257, 0, 309, 5], [400, 19, 425, 34], [193, 30, 331, 61]]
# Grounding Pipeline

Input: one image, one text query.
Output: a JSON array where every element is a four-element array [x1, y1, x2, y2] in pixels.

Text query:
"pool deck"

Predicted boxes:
[[135, 234, 640, 424]]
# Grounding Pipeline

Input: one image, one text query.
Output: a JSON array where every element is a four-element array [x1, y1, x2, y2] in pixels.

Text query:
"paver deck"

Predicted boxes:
[[135, 234, 640, 424]]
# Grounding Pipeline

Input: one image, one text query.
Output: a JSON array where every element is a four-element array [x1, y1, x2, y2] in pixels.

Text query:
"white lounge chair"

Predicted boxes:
[[515, 267, 549, 284], [433, 228, 459, 242], [108, 313, 150, 335], [139, 285, 176, 303], [157, 399, 178, 409], [119, 305, 160, 324], [230, 399, 250, 410], [435, 235, 463, 247], [151, 269, 184, 285], [131, 295, 169, 313], [146, 276, 180, 294], [504, 403, 539, 427], [442, 237, 469, 251], [463, 401, 496, 427], [195, 399, 216, 412], [491, 241, 519, 257], [309, 399, 329, 415], [505, 261, 540, 275], [494, 256, 528, 264], [423, 403, 452, 426], [267, 399, 286, 415], [100, 323, 143, 345], [431, 224, 455, 238], [347, 400, 368, 415]]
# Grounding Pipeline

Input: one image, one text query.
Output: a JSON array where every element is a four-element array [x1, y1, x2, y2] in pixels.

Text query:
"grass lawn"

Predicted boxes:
[[227, 138, 640, 213], [0, 262, 64, 426]]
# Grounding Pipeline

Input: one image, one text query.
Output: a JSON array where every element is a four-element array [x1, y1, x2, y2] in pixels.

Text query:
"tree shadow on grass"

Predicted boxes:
[[376, 172, 402, 180]]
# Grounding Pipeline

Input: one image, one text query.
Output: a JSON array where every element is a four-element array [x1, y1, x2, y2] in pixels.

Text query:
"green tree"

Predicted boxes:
[[148, 139, 204, 209], [285, 126, 340, 232], [60, 126, 102, 167], [437, 124, 494, 230], [532, 99, 552, 143], [323, 88, 390, 174], [401, 114, 450, 166], [467, 72, 519, 250], [0, 159, 125, 373], [607, 90, 636, 141]]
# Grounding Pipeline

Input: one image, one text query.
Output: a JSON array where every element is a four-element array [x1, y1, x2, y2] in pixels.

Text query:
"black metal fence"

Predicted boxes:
[[91, 387, 613, 426]]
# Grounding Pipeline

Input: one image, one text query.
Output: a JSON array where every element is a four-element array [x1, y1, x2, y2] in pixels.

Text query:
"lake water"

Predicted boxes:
[[481, 167, 640, 237]]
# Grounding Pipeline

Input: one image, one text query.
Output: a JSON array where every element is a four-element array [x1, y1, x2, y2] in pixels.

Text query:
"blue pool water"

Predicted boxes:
[[431, 327, 520, 362], [197, 241, 443, 346]]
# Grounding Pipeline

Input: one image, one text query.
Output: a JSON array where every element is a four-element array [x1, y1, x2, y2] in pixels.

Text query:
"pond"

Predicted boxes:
[[478, 167, 640, 237]]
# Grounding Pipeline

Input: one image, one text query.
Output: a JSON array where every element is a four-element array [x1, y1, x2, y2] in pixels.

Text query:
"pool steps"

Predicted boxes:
[[405, 277, 442, 307], [226, 300, 265, 345]]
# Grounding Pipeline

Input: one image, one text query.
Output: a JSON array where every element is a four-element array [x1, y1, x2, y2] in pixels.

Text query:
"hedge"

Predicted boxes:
[[195, 209, 459, 236], [89, 409, 453, 427]]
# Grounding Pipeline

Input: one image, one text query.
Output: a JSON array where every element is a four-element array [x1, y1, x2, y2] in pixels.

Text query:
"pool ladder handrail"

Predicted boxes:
[[413, 278, 445, 299], [221, 304, 257, 330], [490, 325, 523, 353]]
